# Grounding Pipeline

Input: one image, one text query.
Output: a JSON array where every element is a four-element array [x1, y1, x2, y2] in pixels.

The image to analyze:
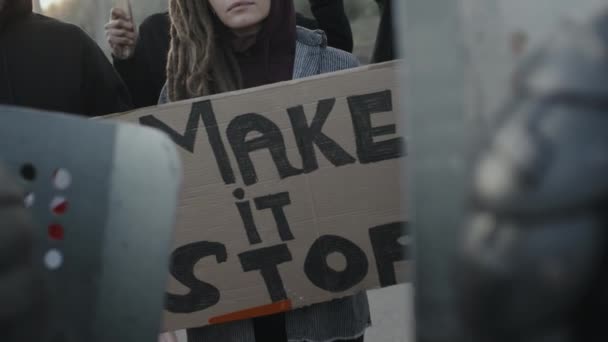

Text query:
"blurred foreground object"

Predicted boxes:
[[510, 30, 528, 58], [0, 165, 46, 342], [158, 332, 178, 342], [459, 10, 608, 342], [0, 106, 181, 342]]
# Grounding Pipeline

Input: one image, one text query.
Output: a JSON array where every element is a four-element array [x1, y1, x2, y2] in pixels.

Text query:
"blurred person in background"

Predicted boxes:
[[157, 0, 369, 341], [106, 0, 353, 108], [0, 0, 131, 116], [458, 9, 608, 342]]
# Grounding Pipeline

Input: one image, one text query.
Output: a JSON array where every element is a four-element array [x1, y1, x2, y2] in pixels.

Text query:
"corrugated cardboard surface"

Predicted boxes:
[[107, 61, 408, 331]]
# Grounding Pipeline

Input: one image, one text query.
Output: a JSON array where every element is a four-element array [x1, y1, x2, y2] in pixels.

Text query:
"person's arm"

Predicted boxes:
[[371, 0, 395, 63], [80, 30, 133, 116], [112, 24, 153, 108], [106, 8, 142, 106], [295, 12, 319, 31], [113, 13, 170, 108], [308, 0, 354, 53]]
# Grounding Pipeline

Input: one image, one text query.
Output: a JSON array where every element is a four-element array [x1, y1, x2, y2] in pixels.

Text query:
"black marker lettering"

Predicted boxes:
[[139, 104, 200, 153], [369, 222, 409, 287], [287, 99, 356, 172], [236, 198, 262, 245], [227, 113, 302, 186], [304, 235, 369, 293], [239, 244, 293, 301], [254, 192, 294, 241], [140, 100, 236, 184], [166, 241, 228, 313], [233, 188, 245, 200], [347, 91, 405, 163], [199, 101, 236, 184]]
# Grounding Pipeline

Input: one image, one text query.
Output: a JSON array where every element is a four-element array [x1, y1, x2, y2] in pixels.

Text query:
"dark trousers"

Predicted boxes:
[[253, 313, 364, 342]]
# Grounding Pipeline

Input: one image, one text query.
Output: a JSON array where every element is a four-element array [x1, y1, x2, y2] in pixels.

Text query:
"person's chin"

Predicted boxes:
[[228, 15, 262, 30]]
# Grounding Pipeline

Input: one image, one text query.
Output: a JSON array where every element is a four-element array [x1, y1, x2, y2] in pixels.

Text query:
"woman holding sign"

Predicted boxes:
[[158, 0, 369, 342]]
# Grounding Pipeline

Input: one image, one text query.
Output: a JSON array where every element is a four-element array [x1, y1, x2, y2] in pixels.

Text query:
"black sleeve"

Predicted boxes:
[[112, 49, 142, 107], [371, 0, 395, 63], [80, 31, 133, 117], [296, 12, 319, 30], [113, 13, 170, 109], [308, 0, 354, 53]]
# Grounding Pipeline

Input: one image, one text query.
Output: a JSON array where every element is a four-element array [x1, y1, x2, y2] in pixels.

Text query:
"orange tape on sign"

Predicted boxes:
[[208, 300, 293, 325]]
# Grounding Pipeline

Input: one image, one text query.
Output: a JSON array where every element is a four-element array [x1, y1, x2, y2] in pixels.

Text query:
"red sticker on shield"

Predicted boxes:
[[48, 224, 65, 241], [50, 196, 69, 215]]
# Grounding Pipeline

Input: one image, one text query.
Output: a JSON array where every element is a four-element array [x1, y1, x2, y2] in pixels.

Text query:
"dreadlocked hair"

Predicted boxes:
[[167, 0, 243, 101]]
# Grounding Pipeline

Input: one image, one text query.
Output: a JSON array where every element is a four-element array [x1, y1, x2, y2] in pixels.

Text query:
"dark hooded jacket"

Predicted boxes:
[[0, 0, 132, 117]]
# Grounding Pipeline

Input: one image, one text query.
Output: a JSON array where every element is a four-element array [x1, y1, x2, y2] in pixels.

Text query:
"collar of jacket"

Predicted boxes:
[[0, 0, 32, 33], [293, 26, 329, 79]]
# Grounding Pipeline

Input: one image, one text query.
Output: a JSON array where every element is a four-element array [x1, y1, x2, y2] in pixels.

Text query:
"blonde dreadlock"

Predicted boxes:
[[167, 0, 243, 101]]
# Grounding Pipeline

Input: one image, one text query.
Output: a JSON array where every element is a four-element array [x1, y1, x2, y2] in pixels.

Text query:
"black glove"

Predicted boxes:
[[458, 13, 608, 342], [0, 165, 46, 341]]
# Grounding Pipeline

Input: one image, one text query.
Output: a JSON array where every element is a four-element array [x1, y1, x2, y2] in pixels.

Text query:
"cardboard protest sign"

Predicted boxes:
[[106, 61, 408, 331]]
